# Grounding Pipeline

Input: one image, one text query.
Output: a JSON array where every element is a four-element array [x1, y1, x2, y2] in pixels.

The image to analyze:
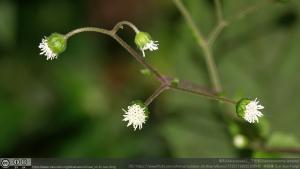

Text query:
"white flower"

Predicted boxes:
[[141, 40, 159, 57], [244, 98, 264, 123], [39, 37, 57, 60], [122, 103, 147, 131]]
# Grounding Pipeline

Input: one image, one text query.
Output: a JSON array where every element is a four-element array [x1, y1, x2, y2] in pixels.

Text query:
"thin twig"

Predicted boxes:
[[208, 21, 227, 47], [173, 0, 222, 93], [171, 85, 236, 105], [208, 0, 227, 47], [163, 76, 236, 105], [111, 35, 167, 83], [111, 20, 140, 34], [65, 27, 111, 39], [226, 0, 273, 25], [164, 76, 217, 95], [145, 84, 169, 106], [214, 0, 223, 23]]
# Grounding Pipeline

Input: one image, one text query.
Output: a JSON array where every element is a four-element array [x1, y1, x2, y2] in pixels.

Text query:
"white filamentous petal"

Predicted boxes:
[[141, 40, 159, 57], [39, 37, 57, 60], [244, 98, 264, 123], [122, 104, 147, 131]]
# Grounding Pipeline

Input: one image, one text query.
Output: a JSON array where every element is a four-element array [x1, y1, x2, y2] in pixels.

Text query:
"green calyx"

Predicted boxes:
[[134, 31, 152, 49], [47, 33, 67, 54], [236, 98, 251, 118], [131, 100, 150, 117]]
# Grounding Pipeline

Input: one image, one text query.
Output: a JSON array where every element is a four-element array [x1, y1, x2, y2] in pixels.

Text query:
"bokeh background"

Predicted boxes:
[[1, 0, 300, 157]]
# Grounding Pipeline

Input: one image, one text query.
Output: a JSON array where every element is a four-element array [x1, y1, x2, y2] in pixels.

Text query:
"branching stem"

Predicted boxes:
[[63, 18, 299, 155], [64, 21, 235, 108], [145, 84, 169, 106], [172, 0, 222, 93]]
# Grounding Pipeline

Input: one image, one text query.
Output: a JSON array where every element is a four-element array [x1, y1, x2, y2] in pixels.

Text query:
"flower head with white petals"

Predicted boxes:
[[39, 33, 67, 60], [134, 31, 159, 57], [39, 37, 57, 60], [236, 98, 264, 123], [122, 101, 148, 131]]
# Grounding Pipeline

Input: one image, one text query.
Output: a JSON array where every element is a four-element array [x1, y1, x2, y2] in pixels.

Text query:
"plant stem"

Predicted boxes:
[[226, 0, 273, 25], [64, 24, 166, 83], [214, 0, 223, 23], [173, 0, 222, 93], [208, 0, 227, 47], [65, 27, 111, 39], [64, 21, 235, 106], [171, 83, 236, 105], [111, 35, 167, 83], [208, 21, 227, 47], [145, 84, 169, 106], [145, 76, 235, 107], [112, 20, 140, 34]]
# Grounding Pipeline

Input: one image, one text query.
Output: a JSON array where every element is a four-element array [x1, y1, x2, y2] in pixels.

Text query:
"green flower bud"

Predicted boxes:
[[171, 78, 180, 87], [134, 31, 159, 57], [135, 32, 152, 49], [39, 33, 67, 60], [140, 68, 152, 76], [47, 33, 67, 54]]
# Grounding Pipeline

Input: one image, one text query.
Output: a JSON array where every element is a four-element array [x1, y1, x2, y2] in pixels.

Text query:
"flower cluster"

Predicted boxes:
[[236, 98, 264, 123], [39, 24, 265, 132], [122, 101, 149, 131], [39, 33, 67, 60]]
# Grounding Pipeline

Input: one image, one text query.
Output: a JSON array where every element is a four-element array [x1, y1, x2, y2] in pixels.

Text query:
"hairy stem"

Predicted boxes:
[[173, 0, 222, 93]]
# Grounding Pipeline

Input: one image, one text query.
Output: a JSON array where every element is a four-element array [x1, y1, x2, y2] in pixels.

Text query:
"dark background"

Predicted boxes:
[[0, 0, 300, 157]]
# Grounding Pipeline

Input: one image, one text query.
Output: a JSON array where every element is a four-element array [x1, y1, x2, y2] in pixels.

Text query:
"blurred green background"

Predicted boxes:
[[0, 0, 300, 157]]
